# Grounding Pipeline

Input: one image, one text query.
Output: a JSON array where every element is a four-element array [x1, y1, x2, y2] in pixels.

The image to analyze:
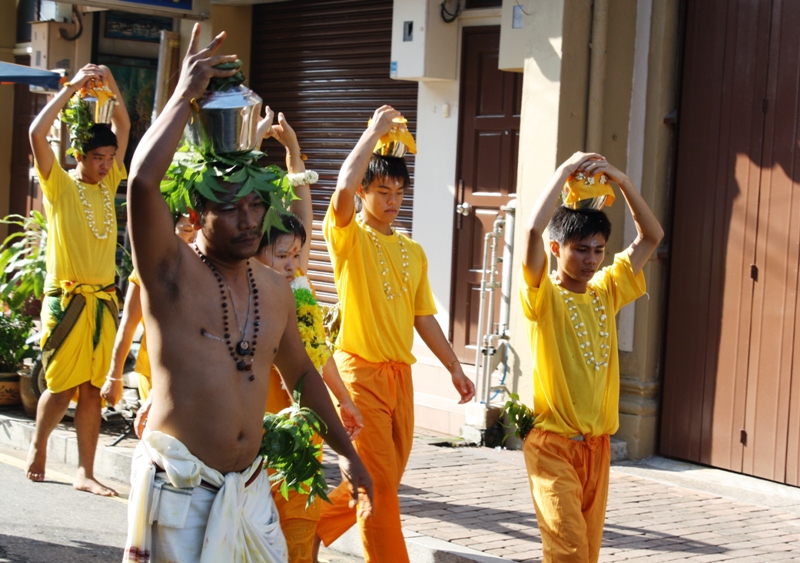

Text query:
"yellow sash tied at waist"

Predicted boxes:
[[39, 276, 119, 394]]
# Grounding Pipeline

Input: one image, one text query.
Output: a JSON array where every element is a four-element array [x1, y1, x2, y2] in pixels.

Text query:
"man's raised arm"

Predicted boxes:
[[127, 24, 237, 281], [330, 105, 400, 227]]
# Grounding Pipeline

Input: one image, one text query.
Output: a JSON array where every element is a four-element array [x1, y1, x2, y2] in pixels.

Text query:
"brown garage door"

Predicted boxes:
[[250, 0, 418, 305], [661, 0, 800, 486]]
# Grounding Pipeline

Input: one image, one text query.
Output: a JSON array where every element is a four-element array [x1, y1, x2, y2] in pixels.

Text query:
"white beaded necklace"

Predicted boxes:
[[359, 218, 409, 301], [551, 272, 609, 371], [69, 169, 115, 240]]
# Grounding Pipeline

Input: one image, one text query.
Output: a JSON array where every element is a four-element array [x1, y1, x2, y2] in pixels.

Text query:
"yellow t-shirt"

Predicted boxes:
[[519, 251, 646, 437], [324, 204, 436, 365], [37, 158, 126, 285]]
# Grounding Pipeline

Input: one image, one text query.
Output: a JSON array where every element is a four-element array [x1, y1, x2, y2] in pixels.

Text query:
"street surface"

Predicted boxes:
[[0, 444, 361, 563]]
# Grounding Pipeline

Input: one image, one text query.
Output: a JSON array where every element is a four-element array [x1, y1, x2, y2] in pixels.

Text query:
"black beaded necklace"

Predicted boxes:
[[194, 244, 261, 379]]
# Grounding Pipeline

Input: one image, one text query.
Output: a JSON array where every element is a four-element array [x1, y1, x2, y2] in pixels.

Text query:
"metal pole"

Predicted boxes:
[[473, 229, 492, 402], [498, 200, 516, 336], [482, 218, 503, 405]]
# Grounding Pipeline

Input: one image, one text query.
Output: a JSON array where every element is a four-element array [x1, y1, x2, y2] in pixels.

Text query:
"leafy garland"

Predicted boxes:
[[501, 392, 535, 442], [160, 143, 297, 233], [208, 59, 246, 92], [60, 95, 94, 157], [291, 276, 332, 373], [260, 376, 329, 507]]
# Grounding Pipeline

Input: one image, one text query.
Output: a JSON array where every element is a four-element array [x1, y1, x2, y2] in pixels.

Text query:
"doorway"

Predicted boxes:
[[450, 26, 522, 362]]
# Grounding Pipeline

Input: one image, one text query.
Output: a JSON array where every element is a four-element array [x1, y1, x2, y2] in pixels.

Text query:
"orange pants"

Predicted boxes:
[[316, 351, 414, 563], [523, 429, 610, 563]]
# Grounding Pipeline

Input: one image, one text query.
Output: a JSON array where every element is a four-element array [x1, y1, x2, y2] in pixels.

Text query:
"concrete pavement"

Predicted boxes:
[[1, 406, 799, 562]]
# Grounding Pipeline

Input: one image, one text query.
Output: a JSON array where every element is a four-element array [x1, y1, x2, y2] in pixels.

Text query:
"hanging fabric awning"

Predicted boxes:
[[0, 61, 62, 90]]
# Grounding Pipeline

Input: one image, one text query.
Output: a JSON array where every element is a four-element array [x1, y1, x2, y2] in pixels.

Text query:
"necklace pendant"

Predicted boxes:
[[236, 340, 250, 356], [236, 360, 247, 371]]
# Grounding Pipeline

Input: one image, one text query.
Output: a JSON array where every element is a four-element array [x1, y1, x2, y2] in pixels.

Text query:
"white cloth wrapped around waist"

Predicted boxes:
[[124, 429, 287, 563]]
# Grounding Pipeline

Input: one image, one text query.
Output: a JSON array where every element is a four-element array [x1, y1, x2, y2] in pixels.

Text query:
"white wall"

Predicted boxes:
[[506, 1, 565, 404]]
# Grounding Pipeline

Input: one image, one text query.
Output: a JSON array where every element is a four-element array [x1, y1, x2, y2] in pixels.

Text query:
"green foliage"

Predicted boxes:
[[207, 59, 246, 92], [501, 393, 535, 442], [160, 143, 295, 233], [60, 95, 93, 157], [0, 212, 48, 312], [116, 243, 133, 284], [260, 375, 330, 507], [0, 311, 36, 372]]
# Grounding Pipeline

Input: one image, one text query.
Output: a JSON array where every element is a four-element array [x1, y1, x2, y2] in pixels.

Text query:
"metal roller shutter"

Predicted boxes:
[[250, 0, 418, 305]]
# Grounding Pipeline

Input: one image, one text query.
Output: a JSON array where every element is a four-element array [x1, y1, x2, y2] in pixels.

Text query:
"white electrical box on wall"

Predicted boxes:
[[31, 21, 76, 77], [499, 0, 528, 72], [390, 0, 458, 81]]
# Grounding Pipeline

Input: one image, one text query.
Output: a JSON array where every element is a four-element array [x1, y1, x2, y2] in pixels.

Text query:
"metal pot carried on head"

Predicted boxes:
[[184, 85, 263, 154]]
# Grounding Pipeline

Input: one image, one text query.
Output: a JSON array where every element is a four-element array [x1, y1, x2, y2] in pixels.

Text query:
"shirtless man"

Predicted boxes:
[[122, 25, 372, 562]]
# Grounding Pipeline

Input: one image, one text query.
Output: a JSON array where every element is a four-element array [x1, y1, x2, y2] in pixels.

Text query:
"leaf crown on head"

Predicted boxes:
[[159, 143, 297, 233]]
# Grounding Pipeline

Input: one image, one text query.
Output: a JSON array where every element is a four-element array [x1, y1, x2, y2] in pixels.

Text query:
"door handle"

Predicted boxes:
[[456, 202, 472, 216]]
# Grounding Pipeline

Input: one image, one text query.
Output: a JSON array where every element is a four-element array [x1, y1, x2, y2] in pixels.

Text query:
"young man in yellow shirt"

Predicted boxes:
[[520, 152, 663, 561], [315, 105, 475, 563], [26, 63, 130, 496]]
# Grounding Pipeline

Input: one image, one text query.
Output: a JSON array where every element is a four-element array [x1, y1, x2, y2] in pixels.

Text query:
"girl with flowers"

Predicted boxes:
[[255, 112, 362, 563]]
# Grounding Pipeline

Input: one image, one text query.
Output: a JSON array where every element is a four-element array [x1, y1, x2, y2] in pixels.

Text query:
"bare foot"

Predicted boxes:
[[74, 474, 118, 497], [25, 444, 46, 482]]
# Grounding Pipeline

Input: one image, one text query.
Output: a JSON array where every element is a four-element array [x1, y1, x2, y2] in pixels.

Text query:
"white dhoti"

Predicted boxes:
[[124, 430, 288, 563]]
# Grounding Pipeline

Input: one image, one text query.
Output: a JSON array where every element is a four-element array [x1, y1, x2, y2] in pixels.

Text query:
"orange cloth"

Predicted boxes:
[[316, 350, 414, 563], [523, 429, 610, 562], [279, 518, 318, 563]]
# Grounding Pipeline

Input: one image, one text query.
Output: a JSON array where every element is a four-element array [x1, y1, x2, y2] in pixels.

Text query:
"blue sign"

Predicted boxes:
[[118, 0, 194, 12]]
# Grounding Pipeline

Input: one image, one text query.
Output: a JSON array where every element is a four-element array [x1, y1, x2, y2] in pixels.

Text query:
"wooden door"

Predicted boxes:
[[742, 0, 800, 485], [450, 27, 522, 361], [9, 56, 47, 222], [661, 0, 800, 485]]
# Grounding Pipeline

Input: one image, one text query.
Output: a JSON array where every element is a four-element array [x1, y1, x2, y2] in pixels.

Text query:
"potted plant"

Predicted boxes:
[[0, 311, 36, 405], [0, 212, 47, 410]]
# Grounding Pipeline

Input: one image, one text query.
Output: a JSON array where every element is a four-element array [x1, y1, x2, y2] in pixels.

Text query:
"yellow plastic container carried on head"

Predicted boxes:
[[562, 171, 615, 211]]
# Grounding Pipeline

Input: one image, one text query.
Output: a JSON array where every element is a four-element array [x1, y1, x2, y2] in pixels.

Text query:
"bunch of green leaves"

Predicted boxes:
[[60, 95, 93, 157], [0, 212, 48, 313], [0, 311, 36, 372], [208, 60, 246, 92], [501, 392, 535, 442], [260, 376, 329, 507], [160, 143, 296, 233]]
